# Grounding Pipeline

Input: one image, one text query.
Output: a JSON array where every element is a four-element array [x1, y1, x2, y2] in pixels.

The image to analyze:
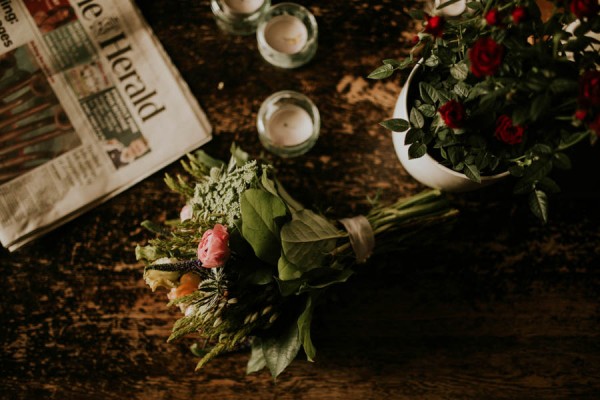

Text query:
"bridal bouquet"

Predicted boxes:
[[136, 145, 457, 377]]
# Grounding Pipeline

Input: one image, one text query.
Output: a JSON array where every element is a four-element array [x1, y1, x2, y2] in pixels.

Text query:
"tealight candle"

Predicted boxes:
[[266, 104, 313, 146], [223, 0, 264, 14], [257, 90, 320, 157], [211, 0, 270, 35], [256, 3, 318, 68], [264, 15, 308, 55], [434, 0, 466, 17]]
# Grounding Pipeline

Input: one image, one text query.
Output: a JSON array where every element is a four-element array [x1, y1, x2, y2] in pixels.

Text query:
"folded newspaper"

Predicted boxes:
[[0, 0, 212, 251]]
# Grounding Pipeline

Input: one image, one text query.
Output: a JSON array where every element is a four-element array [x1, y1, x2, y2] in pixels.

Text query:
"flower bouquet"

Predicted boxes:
[[136, 145, 457, 377], [369, 0, 599, 221]]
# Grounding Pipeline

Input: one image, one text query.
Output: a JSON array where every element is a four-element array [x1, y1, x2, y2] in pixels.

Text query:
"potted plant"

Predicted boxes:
[[369, 0, 599, 221]]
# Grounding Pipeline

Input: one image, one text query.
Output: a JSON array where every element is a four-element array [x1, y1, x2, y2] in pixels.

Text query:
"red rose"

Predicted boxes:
[[424, 15, 444, 38], [197, 224, 230, 268], [590, 114, 600, 136], [485, 9, 501, 26], [469, 37, 505, 78], [511, 6, 527, 24], [438, 100, 466, 129], [579, 70, 600, 107], [569, 0, 600, 18], [495, 115, 524, 145], [575, 109, 588, 120], [412, 35, 420, 45]]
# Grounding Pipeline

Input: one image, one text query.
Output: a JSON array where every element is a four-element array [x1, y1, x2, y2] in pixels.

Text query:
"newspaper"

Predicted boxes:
[[0, 0, 212, 251]]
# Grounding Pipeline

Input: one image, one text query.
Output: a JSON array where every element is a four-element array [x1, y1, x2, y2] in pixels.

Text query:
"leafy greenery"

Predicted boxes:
[[369, 0, 599, 221], [137, 148, 458, 378]]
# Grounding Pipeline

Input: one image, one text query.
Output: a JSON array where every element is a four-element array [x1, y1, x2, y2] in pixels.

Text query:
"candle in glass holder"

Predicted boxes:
[[266, 104, 313, 146], [257, 90, 320, 157], [434, 0, 466, 17], [263, 15, 308, 55], [223, 0, 264, 14]]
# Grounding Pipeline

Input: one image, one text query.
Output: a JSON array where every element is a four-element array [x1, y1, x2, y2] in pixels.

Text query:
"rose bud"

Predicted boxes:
[[512, 6, 527, 24], [424, 15, 445, 38], [485, 9, 501, 26]]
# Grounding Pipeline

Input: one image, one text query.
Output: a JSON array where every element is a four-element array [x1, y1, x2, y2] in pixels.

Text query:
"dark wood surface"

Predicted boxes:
[[2, 1, 599, 399]]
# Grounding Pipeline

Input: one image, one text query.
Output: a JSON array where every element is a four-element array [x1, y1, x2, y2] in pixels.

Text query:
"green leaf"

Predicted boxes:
[[247, 340, 267, 374], [382, 59, 401, 67], [276, 268, 354, 296], [463, 163, 481, 183], [418, 104, 436, 117], [530, 94, 551, 121], [513, 178, 534, 195], [425, 55, 440, 67], [280, 210, 345, 276], [380, 118, 410, 132], [368, 64, 394, 79], [523, 159, 552, 182], [419, 81, 438, 104], [549, 79, 577, 94], [453, 81, 470, 98], [298, 294, 317, 362], [537, 177, 561, 194], [529, 190, 549, 223], [553, 153, 572, 170], [408, 143, 427, 159], [450, 62, 469, 81], [410, 108, 425, 128], [262, 321, 301, 379], [508, 165, 525, 178], [405, 128, 424, 144], [240, 189, 288, 266], [531, 143, 553, 155], [278, 253, 302, 281]]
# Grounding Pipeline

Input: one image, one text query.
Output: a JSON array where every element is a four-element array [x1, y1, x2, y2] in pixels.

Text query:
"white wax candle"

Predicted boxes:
[[266, 105, 313, 147], [223, 0, 264, 14], [264, 15, 308, 55], [434, 0, 466, 17]]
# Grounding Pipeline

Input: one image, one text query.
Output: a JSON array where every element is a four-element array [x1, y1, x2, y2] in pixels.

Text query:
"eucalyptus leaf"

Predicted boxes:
[[262, 321, 302, 379], [240, 189, 288, 266]]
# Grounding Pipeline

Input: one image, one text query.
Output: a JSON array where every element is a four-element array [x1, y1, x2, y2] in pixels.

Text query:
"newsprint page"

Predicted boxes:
[[0, 0, 212, 251]]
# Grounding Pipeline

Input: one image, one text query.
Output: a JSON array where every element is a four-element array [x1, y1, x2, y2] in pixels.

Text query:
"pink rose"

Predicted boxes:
[[197, 224, 230, 268]]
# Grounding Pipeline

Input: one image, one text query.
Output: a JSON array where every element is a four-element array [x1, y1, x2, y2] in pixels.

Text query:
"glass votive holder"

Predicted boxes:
[[256, 2, 318, 69], [211, 0, 271, 35], [257, 90, 320, 157]]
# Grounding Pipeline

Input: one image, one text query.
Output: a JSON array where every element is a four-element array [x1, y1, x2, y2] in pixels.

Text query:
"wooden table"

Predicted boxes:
[[2, 1, 599, 398]]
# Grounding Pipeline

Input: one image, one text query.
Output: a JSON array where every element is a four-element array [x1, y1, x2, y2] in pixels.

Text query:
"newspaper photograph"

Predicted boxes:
[[0, 0, 212, 251]]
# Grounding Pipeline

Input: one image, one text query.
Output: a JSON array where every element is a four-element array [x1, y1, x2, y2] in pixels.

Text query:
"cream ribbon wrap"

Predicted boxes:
[[339, 215, 375, 263]]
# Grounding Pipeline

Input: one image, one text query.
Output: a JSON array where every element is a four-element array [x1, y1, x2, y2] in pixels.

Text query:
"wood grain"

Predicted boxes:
[[1, 1, 599, 399]]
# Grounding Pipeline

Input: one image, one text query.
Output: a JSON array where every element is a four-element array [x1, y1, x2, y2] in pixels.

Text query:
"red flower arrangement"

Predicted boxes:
[[370, 0, 599, 221]]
